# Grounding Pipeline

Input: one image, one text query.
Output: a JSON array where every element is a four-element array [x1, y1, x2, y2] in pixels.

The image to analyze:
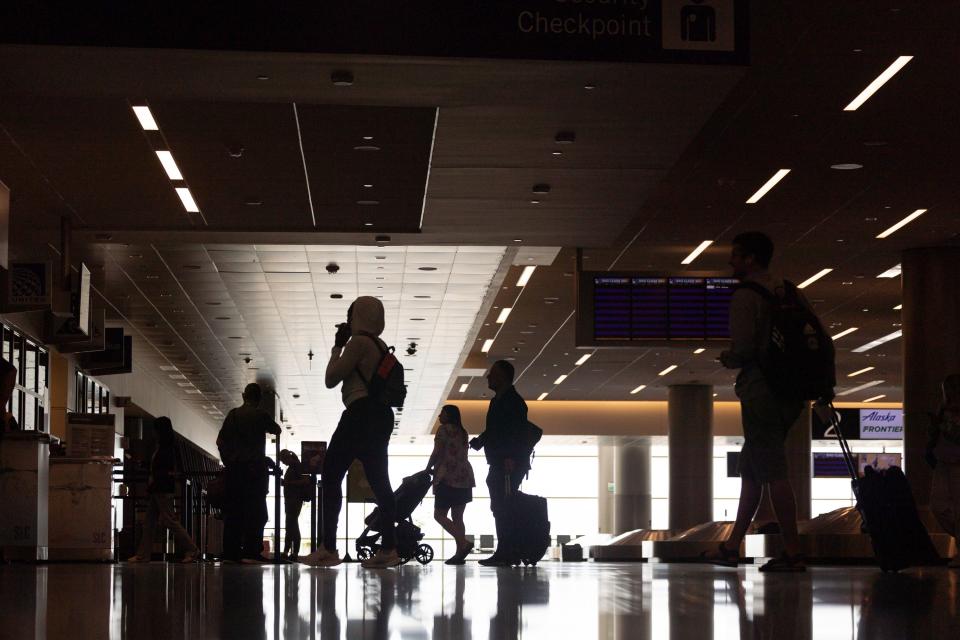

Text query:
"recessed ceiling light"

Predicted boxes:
[[418, 266, 437, 271], [413, 295, 431, 299], [354, 145, 381, 151], [848, 366, 875, 378], [517, 266, 536, 287], [797, 268, 833, 289], [831, 327, 859, 340], [837, 379, 885, 396], [863, 394, 886, 403], [630, 385, 646, 395], [205, 301, 221, 306], [530, 200, 541, 205], [256, 75, 270, 81], [852, 330, 902, 353], [555, 131, 576, 144], [330, 293, 343, 299], [532, 184, 551, 194], [459, 383, 469, 393], [331, 70, 354, 86], [228, 336, 243, 340], [245, 199, 263, 206], [175, 187, 200, 212], [155, 151, 184, 180], [496, 308, 512, 324], [575, 353, 591, 366], [877, 264, 902, 278], [681, 240, 713, 265], [830, 163, 863, 170], [694, 348, 706, 354], [876, 209, 927, 239], [554, 374, 568, 385], [357, 200, 380, 206], [363, 222, 374, 227], [658, 365, 678, 376], [363, 184, 374, 188], [746, 169, 791, 204], [537, 392, 549, 401], [131, 105, 159, 131], [513, 239, 523, 243], [481, 339, 494, 353], [552, 151, 563, 157], [215, 316, 231, 320], [362, 136, 374, 141], [410, 317, 426, 321], [844, 56, 913, 111], [893, 304, 902, 310]]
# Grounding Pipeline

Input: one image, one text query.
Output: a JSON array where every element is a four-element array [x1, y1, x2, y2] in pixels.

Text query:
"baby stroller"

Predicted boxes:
[[355, 470, 435, 565]]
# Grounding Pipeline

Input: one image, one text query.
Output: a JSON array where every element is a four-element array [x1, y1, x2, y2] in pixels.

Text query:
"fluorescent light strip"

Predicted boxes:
[[681, 240, 713, 265], [537, 392, 548, 401], [797, 268, 833, 289], [658, 365, 678, 376], [496, 307, 512, 324], [837, 379, 885, 397], [831, 327, 859, 341], [155, 151, 184, 181], [877, 264, 901, 279], [132, 105, 159, 131], [893, 304, 902, 310], [746, 169, 791, 204], [876, 209, 926, 239], [458, 383, 468, 393], [174, 187, 200, 213], [851, 330, 902, 353], [844, 56, 914, 112], [575, 353, 592, 366], [481, 339, 494, 353], [554, 374, 568, 385], [848, 366, 875, 378], [694, 348, 706, 354], [630, 385, 646, 395], [517, 266, 536, 287], [863, 394, 886, 403]]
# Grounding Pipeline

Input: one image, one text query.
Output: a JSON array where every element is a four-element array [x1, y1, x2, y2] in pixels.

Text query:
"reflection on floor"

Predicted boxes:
[[0, 561, 957, 639]]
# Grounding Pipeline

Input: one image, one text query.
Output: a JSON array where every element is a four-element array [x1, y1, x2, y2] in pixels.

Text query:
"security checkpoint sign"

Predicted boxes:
[[859, 409, 904, 440], [0, 1, 749, 65]]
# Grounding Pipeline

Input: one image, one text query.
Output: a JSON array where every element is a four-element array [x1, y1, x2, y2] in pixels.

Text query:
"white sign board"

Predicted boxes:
[[66, 414, 116, 458], [859, 409, 904, 440]]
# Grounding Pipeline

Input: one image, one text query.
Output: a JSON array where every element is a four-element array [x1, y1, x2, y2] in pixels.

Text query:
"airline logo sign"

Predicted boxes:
[[859, 409, 903, 440]]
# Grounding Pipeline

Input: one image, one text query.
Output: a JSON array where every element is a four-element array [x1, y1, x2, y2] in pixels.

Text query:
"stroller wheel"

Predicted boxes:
[[415, 544, 434, 565], [357, 547, 374, 561]]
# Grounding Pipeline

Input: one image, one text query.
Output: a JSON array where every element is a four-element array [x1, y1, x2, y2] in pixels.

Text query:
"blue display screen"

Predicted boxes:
[[593, 276, 738, 342]]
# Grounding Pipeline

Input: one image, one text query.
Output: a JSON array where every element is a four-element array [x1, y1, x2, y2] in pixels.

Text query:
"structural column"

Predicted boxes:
[[668, 384, 713, 530], [614, 441, 652, 534], [597, 440, 616, 534], [902, 248, 960, 508]]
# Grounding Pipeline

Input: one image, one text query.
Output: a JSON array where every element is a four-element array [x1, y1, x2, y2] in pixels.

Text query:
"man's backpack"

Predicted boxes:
[[358, 335, 407, 408], [737, 280, 836, 402], [522, 420, 544, 455]]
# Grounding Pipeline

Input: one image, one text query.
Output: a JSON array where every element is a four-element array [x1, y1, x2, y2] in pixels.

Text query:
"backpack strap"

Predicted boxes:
[[353, 333, 387, 390]]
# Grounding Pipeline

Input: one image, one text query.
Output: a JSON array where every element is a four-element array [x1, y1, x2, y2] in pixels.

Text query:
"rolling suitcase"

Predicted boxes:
[[507, 490, 551, 566], [832, 406, 940, 571]]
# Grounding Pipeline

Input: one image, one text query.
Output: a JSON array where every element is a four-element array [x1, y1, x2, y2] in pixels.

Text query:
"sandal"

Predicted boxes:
[[759, 552, 806, 572], [700, 542, 739, 567]]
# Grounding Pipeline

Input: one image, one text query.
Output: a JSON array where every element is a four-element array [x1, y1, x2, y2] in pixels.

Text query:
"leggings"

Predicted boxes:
[[322, 397, 396, 551]]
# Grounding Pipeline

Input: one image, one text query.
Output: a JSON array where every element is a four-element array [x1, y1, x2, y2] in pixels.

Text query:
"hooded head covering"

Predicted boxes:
[[350, 296, 385, 338]]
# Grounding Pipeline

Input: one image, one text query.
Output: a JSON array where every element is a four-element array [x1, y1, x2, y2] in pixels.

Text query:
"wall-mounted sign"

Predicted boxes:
[[6, 262, 53, 309], [0, 1, 748, 65]]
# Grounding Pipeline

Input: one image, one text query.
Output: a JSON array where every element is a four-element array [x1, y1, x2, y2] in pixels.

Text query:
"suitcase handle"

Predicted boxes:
[[826, 402, 860, 482]]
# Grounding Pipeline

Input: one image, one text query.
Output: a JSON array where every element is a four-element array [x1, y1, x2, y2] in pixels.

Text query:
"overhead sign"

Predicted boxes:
[[858, 409, 904, 440], [812, 408, 904, 441], [0, 1, 748, 65]]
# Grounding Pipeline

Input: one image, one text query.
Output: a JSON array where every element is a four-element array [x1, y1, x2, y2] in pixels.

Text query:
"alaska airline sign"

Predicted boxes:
[[858, 409, 904, 440], [0, 0, 748, 65]]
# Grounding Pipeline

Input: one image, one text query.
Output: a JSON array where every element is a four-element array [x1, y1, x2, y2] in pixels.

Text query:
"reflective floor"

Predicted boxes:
[[1, 561, 957, 639]]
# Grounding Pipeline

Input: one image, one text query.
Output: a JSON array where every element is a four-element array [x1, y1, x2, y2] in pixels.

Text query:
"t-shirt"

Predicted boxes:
[[217, 404, 281, 465], [283, 462, 311, 503]]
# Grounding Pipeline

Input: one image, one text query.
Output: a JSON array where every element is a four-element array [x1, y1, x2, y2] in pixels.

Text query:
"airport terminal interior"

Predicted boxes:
[[1, 1, 959, 638]]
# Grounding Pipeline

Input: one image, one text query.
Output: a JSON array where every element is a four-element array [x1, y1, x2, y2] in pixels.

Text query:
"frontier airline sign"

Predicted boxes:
[[859, 409, 904, 440]]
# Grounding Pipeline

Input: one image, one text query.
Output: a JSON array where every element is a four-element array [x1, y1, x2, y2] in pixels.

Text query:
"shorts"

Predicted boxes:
[[736, 372, 804, 483], [434, 482, 473, 511]]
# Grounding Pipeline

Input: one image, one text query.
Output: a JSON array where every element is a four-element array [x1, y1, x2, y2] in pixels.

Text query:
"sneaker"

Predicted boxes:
[[478, 554, 516, 567], [361, 548, 401, 569], [300, 548, 343, 568], [126, 555, 150, 563], [759, 553, 806, 573]]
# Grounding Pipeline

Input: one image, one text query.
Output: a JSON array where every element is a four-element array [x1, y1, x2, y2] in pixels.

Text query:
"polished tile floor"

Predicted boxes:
[[0, 561, 957, 639]]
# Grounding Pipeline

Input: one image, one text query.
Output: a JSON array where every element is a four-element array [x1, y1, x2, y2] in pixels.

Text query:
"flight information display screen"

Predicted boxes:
[[588, 275, 738, 343]]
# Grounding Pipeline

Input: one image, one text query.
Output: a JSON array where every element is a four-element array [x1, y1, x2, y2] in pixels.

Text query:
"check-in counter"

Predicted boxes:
[[48, 457, 116, 561], [0, 431, 51, 561]]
